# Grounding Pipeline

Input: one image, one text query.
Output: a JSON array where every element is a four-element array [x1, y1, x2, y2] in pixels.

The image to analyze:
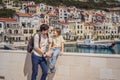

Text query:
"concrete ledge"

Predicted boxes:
[[0, 49, 120, 58], [0, 50, 120, 80]]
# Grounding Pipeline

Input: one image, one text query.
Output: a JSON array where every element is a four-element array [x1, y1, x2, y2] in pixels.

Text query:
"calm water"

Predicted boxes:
[[64, 42, 120, 54], [1, 42, 120, 54]]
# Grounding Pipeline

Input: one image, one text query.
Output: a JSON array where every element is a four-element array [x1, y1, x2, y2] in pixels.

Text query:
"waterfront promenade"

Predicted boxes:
[[0, 50, 120, 80]]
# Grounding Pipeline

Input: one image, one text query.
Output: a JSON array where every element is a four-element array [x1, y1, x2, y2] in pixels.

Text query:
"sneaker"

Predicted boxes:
[[51, 67, 56, 73], [48, 69, 51, 74]]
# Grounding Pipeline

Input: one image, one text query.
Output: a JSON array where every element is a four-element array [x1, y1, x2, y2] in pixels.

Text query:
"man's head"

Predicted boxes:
[[39, 24, 49, 35]]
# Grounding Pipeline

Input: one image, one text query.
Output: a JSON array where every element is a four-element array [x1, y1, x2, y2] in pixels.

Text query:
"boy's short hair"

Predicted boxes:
[[39, 24, 49, 32], [53, 27, 61, 36]]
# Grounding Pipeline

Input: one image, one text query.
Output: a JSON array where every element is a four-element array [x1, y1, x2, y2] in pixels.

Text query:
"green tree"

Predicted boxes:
[[0, 0, 2, 4], [106, 0, 118, 2], [0, 9, 16, 18]]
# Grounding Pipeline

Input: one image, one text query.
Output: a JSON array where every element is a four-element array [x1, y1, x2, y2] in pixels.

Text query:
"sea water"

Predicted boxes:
[[64, 42, 120, 54]]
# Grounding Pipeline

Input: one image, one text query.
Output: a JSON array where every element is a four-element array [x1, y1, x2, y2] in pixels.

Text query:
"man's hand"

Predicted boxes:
[[45, 51, 52, 57]]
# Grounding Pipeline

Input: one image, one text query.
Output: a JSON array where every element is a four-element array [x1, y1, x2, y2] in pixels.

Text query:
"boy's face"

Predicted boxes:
[[53, 30, 58, 36]]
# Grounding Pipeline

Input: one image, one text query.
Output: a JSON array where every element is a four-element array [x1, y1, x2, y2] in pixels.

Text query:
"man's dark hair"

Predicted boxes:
[[39, 24, 49, 32]]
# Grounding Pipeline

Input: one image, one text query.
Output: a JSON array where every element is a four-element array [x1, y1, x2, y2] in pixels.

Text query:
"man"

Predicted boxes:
[[31, 24, 51, 80]]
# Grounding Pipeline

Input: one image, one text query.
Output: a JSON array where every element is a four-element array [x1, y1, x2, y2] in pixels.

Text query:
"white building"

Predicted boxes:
[[58, 6, 68, 22], [21, 1, 35, 9], [39, 3, 46, 12], [13, 12, 45, 41], [0, 20, 5, 34], [2, 0, 14, 9], [14, 12, 32, 28], [0, 18, 23, 43], [0, 19, 5, 41], [31, 13, 41, 30]]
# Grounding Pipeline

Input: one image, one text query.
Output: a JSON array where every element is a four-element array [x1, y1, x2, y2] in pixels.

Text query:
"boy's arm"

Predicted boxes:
[[60, 42, 64, 55], [61, 36, 64, 54], [48, 42, 52, 51], [48, 37, 52, 51]]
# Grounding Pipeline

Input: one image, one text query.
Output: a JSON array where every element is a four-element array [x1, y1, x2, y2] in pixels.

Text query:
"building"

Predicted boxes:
[[58, 6, 68, 22], [39, 3, 46, 12], [14, 12, 43, 41], [0, 18, 23, 44], [45, 13, 58, 27], [25, 4, 37, 14], [2, 0, 14, 9], [0, 19, 5, 41]]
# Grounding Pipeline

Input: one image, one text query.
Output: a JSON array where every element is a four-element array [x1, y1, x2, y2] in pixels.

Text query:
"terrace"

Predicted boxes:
[[0, 50, 120, 80]]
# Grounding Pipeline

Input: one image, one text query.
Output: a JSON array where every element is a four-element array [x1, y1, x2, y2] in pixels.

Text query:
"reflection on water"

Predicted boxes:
[[64, 42, 120, 54]]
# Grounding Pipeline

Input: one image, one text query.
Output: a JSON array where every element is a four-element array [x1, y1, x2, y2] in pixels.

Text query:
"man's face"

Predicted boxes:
[[42, 29, 49, 35]]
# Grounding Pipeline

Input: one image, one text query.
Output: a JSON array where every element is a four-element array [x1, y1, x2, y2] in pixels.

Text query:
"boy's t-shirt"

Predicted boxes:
[[49, 35, 64, 48]]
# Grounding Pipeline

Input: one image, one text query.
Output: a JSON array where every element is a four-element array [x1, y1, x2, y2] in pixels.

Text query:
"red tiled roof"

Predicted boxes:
[[48, 13, 56, 17], [16, 12, 32, 17], [0, 18, 16, 22], [85, 22, 98, 26], [54, 9, 59, 13], [59, 21, 68, 25], [96, 13, 104, 16]]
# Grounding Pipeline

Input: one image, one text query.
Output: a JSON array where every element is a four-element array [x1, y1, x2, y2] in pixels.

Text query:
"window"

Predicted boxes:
[[27, 23, 31, 27], [14, 30, 18, 34], [19, 37, 21, 41], [7, 24, 10, 28], [81, 25, 82, 29], [24, 29, 28, 34], [9, 30, 12, 34], [36, 30, 39, 32], [26, 37, 28, 41], [77, 30, 79, 33], [13, 24, 16, 27], [29, 30, 33, 34], [77, 25, 79, 29], [22, 22, 26, 27], [0, 24, 2, 28]]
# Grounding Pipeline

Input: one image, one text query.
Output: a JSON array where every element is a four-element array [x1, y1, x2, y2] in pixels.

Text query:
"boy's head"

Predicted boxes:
[[53, 27, 61, 36]]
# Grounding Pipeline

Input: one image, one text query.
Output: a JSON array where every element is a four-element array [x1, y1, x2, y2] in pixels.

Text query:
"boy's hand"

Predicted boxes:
[[60, 51, 64, 56]]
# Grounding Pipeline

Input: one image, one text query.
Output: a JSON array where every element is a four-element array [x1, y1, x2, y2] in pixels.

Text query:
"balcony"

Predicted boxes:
[[0, 50, 120, 80]]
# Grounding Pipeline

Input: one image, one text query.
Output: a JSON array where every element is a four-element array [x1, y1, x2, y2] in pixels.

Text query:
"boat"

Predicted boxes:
[[77, 39, 115, 49], [4, 44, 17, 50]]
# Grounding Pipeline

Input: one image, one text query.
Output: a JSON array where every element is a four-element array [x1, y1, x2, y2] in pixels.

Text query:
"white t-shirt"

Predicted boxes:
[[49, 35, 64, 48], [33, 33, 48, 56]]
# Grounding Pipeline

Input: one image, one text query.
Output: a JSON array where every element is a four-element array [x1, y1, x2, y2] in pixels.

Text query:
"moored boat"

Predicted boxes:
[[77, 39, 115, 49]]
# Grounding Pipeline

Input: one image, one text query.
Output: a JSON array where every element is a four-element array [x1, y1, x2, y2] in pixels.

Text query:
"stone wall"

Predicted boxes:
[[0, 50, 120, 80]]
